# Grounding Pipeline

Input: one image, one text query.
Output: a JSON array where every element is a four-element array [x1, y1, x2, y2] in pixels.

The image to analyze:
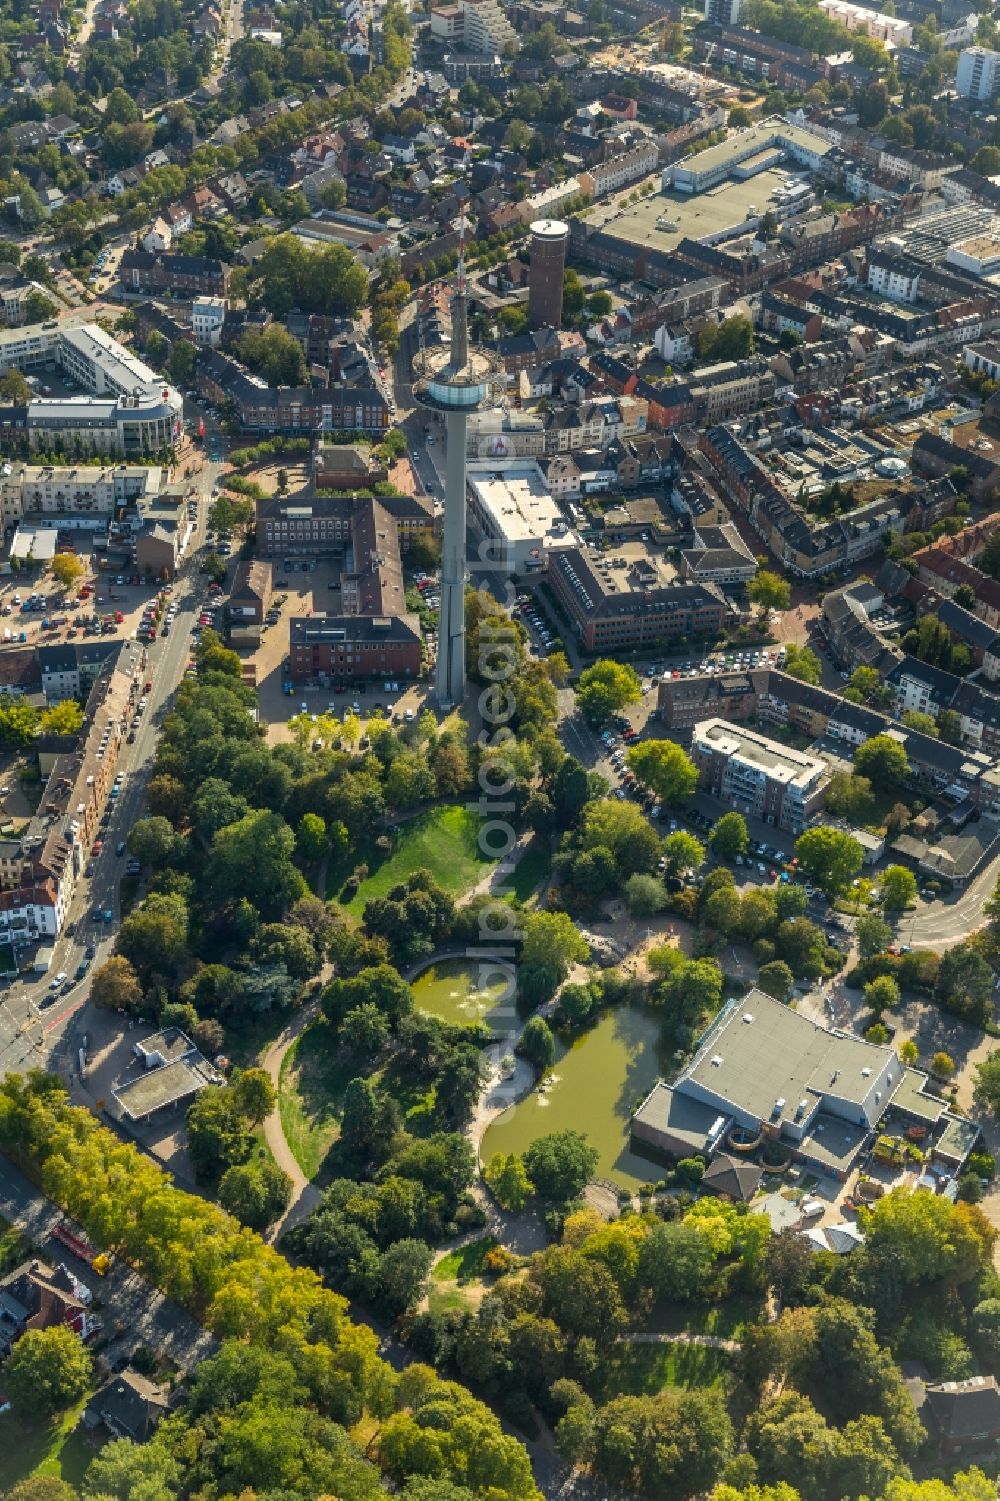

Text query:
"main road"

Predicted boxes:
[[0, 458, 222, 1079]]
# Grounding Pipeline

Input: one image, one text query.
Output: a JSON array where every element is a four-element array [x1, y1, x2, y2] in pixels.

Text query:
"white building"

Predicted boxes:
[[705, 0, 741, 22], [142, 217, 172, 253], [665, 118, 834, 195], [580, 138, 660, 199], [964, 341, 1000, 380], [0, 462, 160, 527], [817, 0, 912, 46], [946, 235, 1000, 280], [465, 459, 577, 574], [957, 46, 1000, 100], [867, 254, 922, 303], [192, 296, 226, 347], [0, 318, 183, 455], [429, 0, 517, 54]]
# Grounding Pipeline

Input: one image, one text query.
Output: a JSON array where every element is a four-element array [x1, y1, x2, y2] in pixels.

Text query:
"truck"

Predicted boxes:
[[51, 1220, 110, 1275]]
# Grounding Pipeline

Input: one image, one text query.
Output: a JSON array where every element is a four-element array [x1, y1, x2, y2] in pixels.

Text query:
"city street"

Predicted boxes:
[[0, 458, 222, 1080]]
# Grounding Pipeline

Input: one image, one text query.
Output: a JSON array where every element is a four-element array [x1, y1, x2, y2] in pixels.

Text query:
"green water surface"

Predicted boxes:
[[482, 1004, 668, 1189], [412, 957, 517, 1032]]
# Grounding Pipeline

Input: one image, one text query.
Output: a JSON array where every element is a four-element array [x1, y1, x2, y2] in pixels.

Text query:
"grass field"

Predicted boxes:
[[432, 1236, 499, 1284], [505, 841, 551, 905], [608, 1341, 730, 1394], [428, 1236, 499, 1316], [328, 805, 494, 913], [0, 1393, 94, 1491], [278, 1020, 352, 1179]]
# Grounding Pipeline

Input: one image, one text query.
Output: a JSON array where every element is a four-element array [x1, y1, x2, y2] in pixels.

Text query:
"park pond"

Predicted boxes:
[[482, 1003, 670, 1190], [412, 957, 517, 1033]]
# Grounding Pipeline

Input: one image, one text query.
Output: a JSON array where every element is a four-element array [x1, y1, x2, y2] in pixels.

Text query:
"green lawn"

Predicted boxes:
[[0, 1214, 26, 1276], [327, 805, 494, 913], [646, 1296, 762, 1340], [0, 1392, 94, 1491], [278, 1019, 353, 1180], [608, 1341, 730, 1394], [505, 841, 552, 905], [432, 1236, 499, 1284]]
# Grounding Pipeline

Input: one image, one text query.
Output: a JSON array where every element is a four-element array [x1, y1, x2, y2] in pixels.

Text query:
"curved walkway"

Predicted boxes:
[[261, 1000, 322, 1240]]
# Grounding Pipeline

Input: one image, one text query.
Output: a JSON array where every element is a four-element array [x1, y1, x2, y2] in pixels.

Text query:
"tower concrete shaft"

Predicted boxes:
[[437, 407, 469, 708], [411, 259, 498, 711]]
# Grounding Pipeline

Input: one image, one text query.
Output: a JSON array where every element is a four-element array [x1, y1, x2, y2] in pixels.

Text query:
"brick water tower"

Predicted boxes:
[[528, 218, 569, 330]]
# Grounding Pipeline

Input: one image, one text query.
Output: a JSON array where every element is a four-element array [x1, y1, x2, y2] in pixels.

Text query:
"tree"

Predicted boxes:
[[580, 799, 661, 876], [231, 1066, 277, 1125], [937, 945, 994, 1026], [794, 826, 863, 896], [24, 291, 56, 323], [710, 812, 749, 862], [624, 873, 668, 915], [127, 816, 183, 866], [523, 1130, 598, 1204], [80, 1437, 180, 1501], [576, 661, 642, 725], [855, 734, 909, 790], [206, 808, 305, 918], [342, 1003, 390, 1059], [519, 1015, 555, 1071], [562, 267, 585, 321], [6, 1325, 91, 1415], [0, 367, 31, 404], [662, 830, 704, 876], [219, 1158, 292, 1228], [847, 666, 891, 708], [902, 710, 938, 737], [90, 955, 143, 1011], [699, 314, 754, 362], [748, 571, 791, 617], [931, 1051, 956, 1080], [638, 1219, 715, 1300], [39, 701, 83, 736], [757, 960, 794, 1003], [117, 893, 189, 978], [378, 1238, 433, 1317], [0, 699, 39, 746], [856, 913, 892, 960], [881, 864, 917, 911], [627, 739, 698, 805], [50, 552, 85, 589], [168, 339, 197, 387], [485, 1152, 533, 1211], [864, 974, 900, 1015], [296, 811, 328, 863], [522, 911, 589, 979], [240, 325, 308, 387], [975, 1052, 1000, 1114], [781, 645, 821, 684], [105, 84, 139, 123]]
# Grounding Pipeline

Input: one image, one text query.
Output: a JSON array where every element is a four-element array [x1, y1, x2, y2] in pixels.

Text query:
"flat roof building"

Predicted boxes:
[[0, 317, 182, 455], [691, 716, 828, 833], [112, 1028, 222, 1122], [664, 116, 834, 195], [466, 459, 576, 574], [632, 988, 908, 1180]]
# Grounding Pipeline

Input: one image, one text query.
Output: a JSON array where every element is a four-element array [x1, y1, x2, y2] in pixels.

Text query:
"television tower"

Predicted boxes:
[[412, 237, 499, 709]]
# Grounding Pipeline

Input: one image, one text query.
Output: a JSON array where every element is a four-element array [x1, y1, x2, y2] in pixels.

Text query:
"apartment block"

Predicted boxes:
[[690, 717, 828, 833]]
